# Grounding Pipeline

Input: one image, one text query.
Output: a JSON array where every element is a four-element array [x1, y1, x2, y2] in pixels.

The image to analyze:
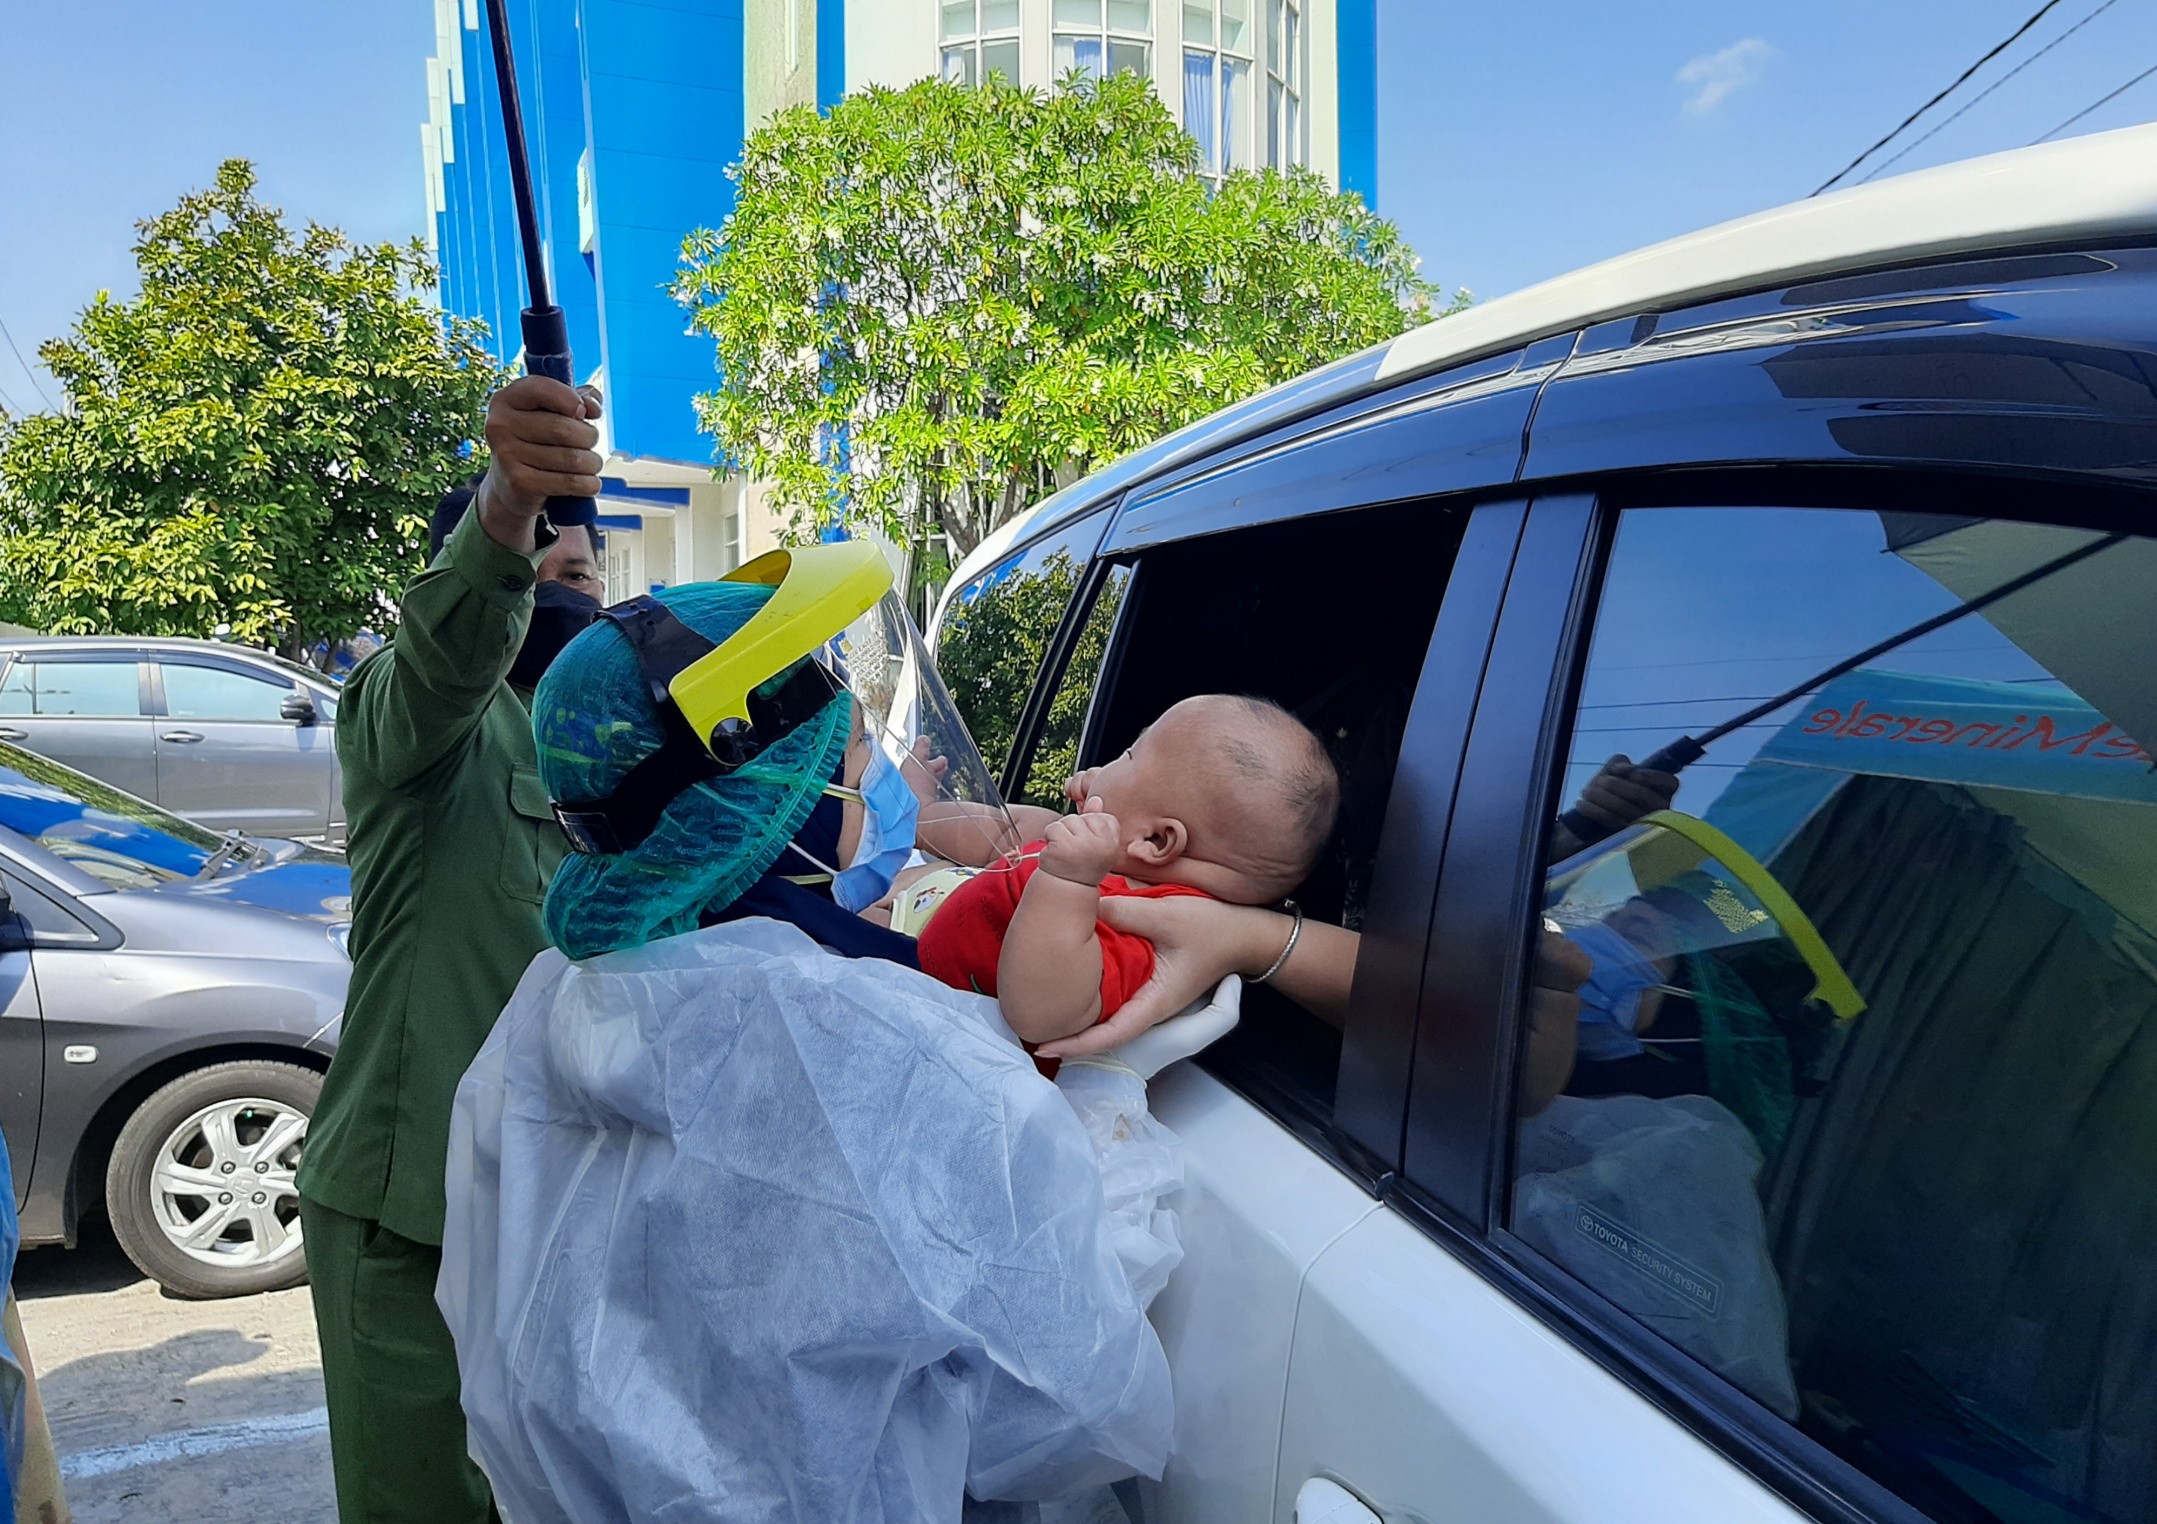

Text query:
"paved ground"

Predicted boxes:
[[12, 1224, 335, 1524]]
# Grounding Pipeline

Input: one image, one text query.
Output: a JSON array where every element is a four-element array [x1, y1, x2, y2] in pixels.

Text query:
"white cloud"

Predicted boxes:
[[1677, 37, 1773, 116]]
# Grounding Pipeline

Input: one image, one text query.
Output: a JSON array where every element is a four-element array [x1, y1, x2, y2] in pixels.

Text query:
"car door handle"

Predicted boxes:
[[159, 730, 204, 744], [1297, 1479, 1382, 1524], [0, 727, 23, 742]]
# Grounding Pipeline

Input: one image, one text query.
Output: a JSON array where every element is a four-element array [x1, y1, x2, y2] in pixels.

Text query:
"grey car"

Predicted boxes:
[[0, 636, 345, 845], [0, 739, 349, 1298]]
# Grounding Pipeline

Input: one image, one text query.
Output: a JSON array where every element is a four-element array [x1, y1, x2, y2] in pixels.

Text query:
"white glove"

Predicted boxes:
[[1063, 975, 1243, 1081]]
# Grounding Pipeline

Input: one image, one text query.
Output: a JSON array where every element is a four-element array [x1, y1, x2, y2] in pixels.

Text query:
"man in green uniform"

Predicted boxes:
[[298, 375, 605, 1522]]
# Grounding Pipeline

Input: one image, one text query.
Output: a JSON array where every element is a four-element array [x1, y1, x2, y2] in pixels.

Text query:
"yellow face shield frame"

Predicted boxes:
[[549, 542, 897, 857], [673, 542, 895, 755]]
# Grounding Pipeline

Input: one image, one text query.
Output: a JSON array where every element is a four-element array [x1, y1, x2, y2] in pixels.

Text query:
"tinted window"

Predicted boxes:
[[935, 515, 1109, 807], [0, 741, 220, 885], [161, 663, 293, 721], [1511, 506, 2157, 1523], [0, 660, 142, 717]]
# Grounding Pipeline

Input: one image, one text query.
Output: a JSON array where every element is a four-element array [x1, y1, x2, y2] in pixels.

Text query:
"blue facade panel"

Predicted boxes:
[[435, 0, 742, 464], [528, 0, 604, 372], [582, 0, 744, 463], [817, 0, 845, 109], [1336, 0, 1377, 209]]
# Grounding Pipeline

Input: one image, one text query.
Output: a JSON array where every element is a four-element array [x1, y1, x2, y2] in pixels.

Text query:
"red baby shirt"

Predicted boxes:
[[916, 843, 1212, 1020]]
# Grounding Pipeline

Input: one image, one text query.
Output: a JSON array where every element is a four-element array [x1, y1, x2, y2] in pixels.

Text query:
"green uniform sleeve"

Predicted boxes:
[[346, 505, 555, 792]]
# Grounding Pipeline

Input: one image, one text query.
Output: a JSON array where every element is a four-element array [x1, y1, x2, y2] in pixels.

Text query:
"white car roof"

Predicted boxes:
[[940, 122, 2157, 612], [1377, 121, 2157, 385]]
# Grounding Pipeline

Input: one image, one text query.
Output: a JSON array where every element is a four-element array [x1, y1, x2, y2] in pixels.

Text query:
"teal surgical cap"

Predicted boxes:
[[533, 581, 850, 960]]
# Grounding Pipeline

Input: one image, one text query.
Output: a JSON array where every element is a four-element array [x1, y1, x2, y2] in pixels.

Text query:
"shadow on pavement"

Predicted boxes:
[[13, 1220, 145, 1300]]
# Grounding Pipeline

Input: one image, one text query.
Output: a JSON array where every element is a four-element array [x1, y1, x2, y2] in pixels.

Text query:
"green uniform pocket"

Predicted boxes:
[[501, 765, 558, 905]]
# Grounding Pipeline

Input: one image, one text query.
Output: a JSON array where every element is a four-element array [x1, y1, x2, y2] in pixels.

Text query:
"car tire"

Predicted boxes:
[[106, 1061, 321, 1300]]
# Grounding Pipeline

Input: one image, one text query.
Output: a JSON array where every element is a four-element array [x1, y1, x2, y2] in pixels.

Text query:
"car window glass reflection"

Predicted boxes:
[[0, 660, 142, 717], [0, 742, 221, 885], [162, 663, 294, 722], [936, 518, 1110, 806], [1514, 506, 2157, 1524]]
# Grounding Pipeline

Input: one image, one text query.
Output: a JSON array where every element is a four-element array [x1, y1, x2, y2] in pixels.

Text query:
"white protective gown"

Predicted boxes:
[[438, 918, 1178, 1524]]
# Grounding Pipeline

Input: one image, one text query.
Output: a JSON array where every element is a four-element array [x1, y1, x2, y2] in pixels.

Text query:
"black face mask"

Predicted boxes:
[[510, 581, 602, 689]]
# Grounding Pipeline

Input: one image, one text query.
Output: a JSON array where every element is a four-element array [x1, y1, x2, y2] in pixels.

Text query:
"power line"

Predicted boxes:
[[2033, 57, 2157, 141], [0, 317, 57, 414], [1859, 0, 2123, 183], [1814, 0, 2070, 195]]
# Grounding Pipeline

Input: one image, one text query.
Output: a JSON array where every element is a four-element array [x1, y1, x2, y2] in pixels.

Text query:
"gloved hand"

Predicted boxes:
[[1061, 975, 1242, 1081]]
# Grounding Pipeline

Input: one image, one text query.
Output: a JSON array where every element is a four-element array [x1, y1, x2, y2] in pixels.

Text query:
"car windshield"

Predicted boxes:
[[0, 740, 222, 888]]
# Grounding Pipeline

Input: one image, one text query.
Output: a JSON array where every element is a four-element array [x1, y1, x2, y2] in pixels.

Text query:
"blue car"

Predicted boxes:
[[0, 739, 348, 1299], [930, 125, 2157, 1524]]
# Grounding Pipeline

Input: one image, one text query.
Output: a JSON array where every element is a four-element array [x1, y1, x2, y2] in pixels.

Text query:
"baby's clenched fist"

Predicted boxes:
[[1039, 809, 1122, 886]]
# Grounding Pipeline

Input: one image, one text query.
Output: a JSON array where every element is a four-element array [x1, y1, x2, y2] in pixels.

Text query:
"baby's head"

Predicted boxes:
[[1066, 694, 1340, 904]]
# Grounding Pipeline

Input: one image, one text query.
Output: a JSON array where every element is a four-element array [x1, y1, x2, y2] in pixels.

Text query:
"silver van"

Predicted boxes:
[[0, 637, 344, 845]]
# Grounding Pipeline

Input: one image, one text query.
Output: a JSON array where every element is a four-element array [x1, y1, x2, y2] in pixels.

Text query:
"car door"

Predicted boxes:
[[962, 351, 1561, 1523], [0, 653, 160, 799], [1274, 484, 2157, 1524], [152, 658, 335, 838], [0, 878, 41, 1211]]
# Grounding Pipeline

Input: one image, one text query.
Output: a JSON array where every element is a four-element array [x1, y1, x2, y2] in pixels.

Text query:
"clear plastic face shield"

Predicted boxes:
[[770, 589, 1022, 918], [549, 544, 1020, 927]]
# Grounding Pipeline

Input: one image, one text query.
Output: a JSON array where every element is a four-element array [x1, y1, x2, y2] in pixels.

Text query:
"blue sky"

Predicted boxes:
[[3, 1, 2156, 409], [1377, 0, 2157, 302]]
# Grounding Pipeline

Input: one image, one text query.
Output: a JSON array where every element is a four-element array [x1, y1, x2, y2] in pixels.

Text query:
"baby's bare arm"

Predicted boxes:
[[996, 806, 1122, 1044], [998, 873, 1106, 1044], [916, 802, 1063, 867]]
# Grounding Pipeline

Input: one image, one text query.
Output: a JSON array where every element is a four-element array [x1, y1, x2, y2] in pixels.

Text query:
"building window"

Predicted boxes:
[[1265, 0, 1302, 168], [1053, 0, 1153, 83], [942, 0, 1022, 86], [1181, 0, 1252, 177]]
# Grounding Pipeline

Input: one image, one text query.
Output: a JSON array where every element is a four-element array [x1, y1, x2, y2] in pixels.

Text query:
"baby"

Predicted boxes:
[[917, 694, 1340, 1046]]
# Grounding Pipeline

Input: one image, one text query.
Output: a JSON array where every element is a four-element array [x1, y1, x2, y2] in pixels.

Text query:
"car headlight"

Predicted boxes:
[[329, 923, 352, 959]]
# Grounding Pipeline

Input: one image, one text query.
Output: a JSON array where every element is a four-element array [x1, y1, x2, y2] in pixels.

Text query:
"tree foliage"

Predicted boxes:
[[0, 160, 501, 655], [677, 73, 1452, 561], [935, 550, 1123, 808]]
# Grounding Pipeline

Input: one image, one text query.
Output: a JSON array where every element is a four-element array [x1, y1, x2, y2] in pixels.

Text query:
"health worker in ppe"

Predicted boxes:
[[441, 546, 1182, 1523], [297, 376, 608, 1524], [532, 537, 1024, 962]]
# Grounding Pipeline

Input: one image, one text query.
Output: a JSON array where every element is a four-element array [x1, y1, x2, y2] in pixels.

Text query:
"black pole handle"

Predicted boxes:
[[1554, 735, 1706, 854], [520, 307, 597, 529]]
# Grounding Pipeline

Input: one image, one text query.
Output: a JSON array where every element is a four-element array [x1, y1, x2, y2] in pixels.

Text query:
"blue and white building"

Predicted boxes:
[[422, 0, 1377, 593]]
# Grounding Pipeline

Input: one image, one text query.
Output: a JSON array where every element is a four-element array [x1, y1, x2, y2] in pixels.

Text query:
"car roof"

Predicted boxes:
[[1376, 120, 2157, 388], [940, 122, 2157, 607], [0, 636, 342, 691]]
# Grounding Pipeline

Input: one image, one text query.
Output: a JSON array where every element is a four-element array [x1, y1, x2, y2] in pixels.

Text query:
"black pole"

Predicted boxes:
[[1557, 530, 2129, 849], [483, 0, 596, 528]]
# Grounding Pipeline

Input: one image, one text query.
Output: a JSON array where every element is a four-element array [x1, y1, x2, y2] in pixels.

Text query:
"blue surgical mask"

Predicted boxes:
[[821, 744, 921, 913], [1563, 919, 1663, 1062]]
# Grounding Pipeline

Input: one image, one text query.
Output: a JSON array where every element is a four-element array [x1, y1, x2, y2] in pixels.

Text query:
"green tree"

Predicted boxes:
[[0, 160, 501, 657], [935, 550, 1123, 808], [676, 73, 1453, 568]]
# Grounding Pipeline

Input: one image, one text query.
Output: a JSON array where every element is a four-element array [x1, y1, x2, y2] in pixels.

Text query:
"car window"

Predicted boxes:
[[1508, 505, 2157, 1524], [161, 662, 293, 721], [935, 513, 1109, 805], [0, 868, 94, 942], [0, 660, 143, 717], [0, 741, 220, 886], [1079, 498, 1468, 1123]]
